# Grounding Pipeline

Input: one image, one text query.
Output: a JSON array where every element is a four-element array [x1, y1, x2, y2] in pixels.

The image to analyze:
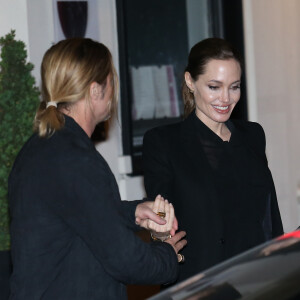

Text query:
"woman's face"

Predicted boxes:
[[185, 59, 241, 128]]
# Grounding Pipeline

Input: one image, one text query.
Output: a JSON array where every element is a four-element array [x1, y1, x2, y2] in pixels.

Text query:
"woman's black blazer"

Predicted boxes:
[[143, 112, 283, 282]]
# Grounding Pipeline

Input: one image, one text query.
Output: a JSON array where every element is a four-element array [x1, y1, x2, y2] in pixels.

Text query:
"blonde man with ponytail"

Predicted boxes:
[[34, 38, 118, 137], [8, 38, 186, 300]]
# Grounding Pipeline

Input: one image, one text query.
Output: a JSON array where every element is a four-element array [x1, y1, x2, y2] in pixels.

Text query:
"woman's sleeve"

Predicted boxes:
[[142, 128, 174, 200], [269, 175, 284, 237], [49, 157, 178, 285], [255, 123, 284, 237]]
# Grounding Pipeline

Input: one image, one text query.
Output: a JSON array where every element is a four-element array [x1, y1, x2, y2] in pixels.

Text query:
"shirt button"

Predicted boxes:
[[219, 238, 225, 244]]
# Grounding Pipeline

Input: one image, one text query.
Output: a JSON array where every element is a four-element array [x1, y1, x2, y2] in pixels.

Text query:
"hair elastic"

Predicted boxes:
[[46, 101, 57, 108]]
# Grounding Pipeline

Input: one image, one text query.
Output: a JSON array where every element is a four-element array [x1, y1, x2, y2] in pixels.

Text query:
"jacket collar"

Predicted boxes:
[[180, 111, 242, 147], [63, 114, 95, 148]]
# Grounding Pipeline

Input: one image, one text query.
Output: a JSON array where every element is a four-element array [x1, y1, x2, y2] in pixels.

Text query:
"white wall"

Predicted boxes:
[[243, 0, 300, 232], [26, 1, 55, 81], [0, 0, 30, 51]]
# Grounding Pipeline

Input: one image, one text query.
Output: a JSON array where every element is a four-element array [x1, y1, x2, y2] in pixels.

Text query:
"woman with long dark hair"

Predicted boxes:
[[143, 38, 283, 283]]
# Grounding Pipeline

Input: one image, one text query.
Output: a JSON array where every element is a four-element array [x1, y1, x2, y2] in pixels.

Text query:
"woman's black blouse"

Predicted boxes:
[[192, 113, 274, 258]]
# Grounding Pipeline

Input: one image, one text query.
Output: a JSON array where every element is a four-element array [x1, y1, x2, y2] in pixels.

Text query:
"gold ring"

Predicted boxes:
[[177, 253, 185, 263], [156, 211, 166, 218]]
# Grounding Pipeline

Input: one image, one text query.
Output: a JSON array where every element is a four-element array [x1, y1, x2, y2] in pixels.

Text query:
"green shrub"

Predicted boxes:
[[0, 30, 39, 250]]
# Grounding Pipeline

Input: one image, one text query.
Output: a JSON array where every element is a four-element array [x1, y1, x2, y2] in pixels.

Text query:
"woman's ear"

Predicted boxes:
[[184, 72, 194, 92]]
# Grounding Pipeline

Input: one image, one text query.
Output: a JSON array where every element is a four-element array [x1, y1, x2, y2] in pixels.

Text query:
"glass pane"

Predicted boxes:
[[118, 0, 213, 174]]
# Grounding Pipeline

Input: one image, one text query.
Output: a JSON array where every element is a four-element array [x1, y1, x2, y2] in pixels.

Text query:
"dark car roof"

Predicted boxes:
[[149, 230, 300, 300]]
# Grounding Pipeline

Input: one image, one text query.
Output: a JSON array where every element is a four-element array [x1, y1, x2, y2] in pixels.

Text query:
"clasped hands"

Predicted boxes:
[[135, 195, 187, 262]]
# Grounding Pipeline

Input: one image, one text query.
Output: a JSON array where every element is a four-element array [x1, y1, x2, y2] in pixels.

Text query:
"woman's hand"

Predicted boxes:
[[135, 195, 178, 236], [147, 195, 174, 236], [135, 195, 187, 262]]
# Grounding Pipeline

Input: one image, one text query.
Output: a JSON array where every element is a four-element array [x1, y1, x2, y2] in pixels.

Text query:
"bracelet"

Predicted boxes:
[[150, 232, 171, 242]]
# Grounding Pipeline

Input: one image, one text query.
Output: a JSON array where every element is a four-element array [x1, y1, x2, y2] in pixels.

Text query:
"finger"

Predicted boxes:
[[154, 199, 169, 232], [174, 216, 178, 230], [163, 202, 172, 232], [166, 203, 174, 231], [152, 195, 161, 214], [170, 231, 186, 243], [156, 201, 170, 232], [164, 200, 170, 213], [174, 238, 187, 252], [164, 200, 170, 228], [165, 231, 187, 252], [147, 210, 167, 226], [143, 201, 154, 210], [149, 195, 167, 231], [147, 197, 160, 230], [157, 196, 165, 215], [170, 215, 178, 236]]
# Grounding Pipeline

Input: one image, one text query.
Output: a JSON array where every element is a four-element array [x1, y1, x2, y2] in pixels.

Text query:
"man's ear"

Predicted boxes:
[[90, 82, 103, 100], [184, 72, 194, 92]]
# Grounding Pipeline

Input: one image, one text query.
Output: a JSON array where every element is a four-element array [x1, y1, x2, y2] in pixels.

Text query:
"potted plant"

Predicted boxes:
[[0, 30, 39, 298]]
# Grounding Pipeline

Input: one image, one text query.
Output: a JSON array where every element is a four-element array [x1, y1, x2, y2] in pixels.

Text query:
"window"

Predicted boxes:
[[117, 0, 246, 175]]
